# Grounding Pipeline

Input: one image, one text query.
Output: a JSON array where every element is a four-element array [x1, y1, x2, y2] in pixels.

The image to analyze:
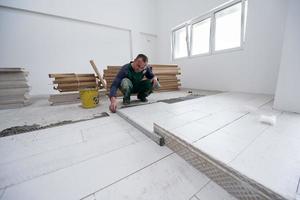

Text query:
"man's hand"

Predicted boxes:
[[109, 97, 117, 113], [152, 76, 160, 89]]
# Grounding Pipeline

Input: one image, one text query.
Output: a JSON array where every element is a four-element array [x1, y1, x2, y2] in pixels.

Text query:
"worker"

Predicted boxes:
[[109, 54, 159, 113]]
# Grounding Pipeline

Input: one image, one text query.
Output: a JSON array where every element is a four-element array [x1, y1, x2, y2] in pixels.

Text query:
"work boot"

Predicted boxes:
[[137, 94, 148, 102], [123, 98, 130, 105]]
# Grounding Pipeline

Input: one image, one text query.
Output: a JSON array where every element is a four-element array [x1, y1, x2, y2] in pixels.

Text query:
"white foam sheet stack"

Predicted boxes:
[[0, 68, 30, 109]]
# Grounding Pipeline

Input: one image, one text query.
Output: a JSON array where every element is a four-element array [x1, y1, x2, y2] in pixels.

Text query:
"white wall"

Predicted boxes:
[[156, 0, 288, 94], [274, 0, 300, 113], [0, 0, 292, 96], [0, 0, 158, 95]]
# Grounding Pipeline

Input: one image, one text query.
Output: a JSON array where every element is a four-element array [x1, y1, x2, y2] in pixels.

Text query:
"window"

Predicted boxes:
[[243, 0, 248, 42], [173, 26, 188, 59], [171, 0, 248, 59], [215, 2, 242, 51], [191, 18, 211, 56]]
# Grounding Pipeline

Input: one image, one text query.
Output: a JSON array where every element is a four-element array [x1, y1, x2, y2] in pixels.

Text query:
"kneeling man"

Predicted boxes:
[[109, 54, 159, 112]]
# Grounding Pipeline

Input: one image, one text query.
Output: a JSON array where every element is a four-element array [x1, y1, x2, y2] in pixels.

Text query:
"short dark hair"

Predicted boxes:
[[135, 54, 148, 63]]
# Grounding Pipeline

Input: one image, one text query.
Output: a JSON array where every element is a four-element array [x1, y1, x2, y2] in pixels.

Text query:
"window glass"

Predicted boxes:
[[173, 27, 188, 59], [243, 0, 248, 42], [191, 18, 211, 55], [215, 2, 242, 51]]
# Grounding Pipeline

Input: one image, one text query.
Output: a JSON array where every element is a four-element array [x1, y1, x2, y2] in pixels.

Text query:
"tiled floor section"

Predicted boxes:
[[0, 112, 235, 200], [0, 89, 219, 133], [0, 90, 192, 132], [91, 154, 209, 200], [228, 112, 300, 199], [195, 181, 238, 200], [118, 92, 300, 199]]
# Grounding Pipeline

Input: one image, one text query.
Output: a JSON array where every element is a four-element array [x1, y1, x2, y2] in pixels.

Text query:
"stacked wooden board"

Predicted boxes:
[[0, 68, 30, 109], [103, 64, 181, 96], [48, 73, 99, 105], [49, 73, 98, 92], [48, 60, 107, 106]]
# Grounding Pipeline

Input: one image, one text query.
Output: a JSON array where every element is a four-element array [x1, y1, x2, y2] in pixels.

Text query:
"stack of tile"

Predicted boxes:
[[103, 64, 181, 96], [0, 68, 30, 109]]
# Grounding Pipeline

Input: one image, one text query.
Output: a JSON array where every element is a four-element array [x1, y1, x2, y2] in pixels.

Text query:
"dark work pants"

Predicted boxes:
[[120, 78, 153, 100]]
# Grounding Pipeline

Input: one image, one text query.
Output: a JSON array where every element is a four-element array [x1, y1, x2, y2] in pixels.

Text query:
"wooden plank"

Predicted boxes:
[[54, 86, 96, 92], [104, 68, 180, 73], [106, 65, 122, 69], [105, 82, 180, 85], [54, 86, 97, 91], [158, 87, 180, 90], [160, 82, 181, 86], [52, 77, 96, 84], [103, 81, 179, 84], [54, 75, 96, 80], [155, 80, 181, 83], [104, 81, 180, 86], [151, 64, 178, 68], [54, 82, 97, 88], [156, 88, 180, 92], [107, 64, 178, 69], [104, 75, 179, 80], [90, 60, 106, 88], [104, 82, 180, 86], [103, 69, 180, 73], [49, 73, 95, 78], [157, 86, 180, 90], [104, 69, 180, 73], [104, 72, 180, 75]]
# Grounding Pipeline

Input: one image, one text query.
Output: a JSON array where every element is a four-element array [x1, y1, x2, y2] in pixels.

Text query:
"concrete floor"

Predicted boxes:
[[0, 89, 238, 200]]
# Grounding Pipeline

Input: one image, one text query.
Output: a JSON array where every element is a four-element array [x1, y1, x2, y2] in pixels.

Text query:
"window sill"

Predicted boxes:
[[172, 56, 189, 61], [213, 46, 244, 55], [172, 46, 244, 61]]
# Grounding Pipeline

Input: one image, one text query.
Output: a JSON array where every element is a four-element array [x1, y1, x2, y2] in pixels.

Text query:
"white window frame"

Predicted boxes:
[[171, 23, 189, 60], [171, 0, 248, 60], [190, 13, 212, 57], [212, 1, 245, 54]]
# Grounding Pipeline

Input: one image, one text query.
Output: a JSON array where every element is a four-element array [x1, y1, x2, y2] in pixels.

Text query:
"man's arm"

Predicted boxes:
[[109, 65, 128, 98], [144, 65, 155, 80], [109, 65, 128, 112], [144, 65, 159, 88]]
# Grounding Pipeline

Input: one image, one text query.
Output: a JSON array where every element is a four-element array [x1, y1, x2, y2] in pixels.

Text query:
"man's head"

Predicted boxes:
[[132, 54, 148, 72]]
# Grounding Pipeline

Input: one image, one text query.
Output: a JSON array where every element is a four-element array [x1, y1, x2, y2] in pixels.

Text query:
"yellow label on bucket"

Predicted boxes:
[[79, 89, 99, 108]]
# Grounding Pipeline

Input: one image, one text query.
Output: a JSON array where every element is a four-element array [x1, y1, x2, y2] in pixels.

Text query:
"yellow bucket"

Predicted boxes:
[[79, 88, 99, 108]]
